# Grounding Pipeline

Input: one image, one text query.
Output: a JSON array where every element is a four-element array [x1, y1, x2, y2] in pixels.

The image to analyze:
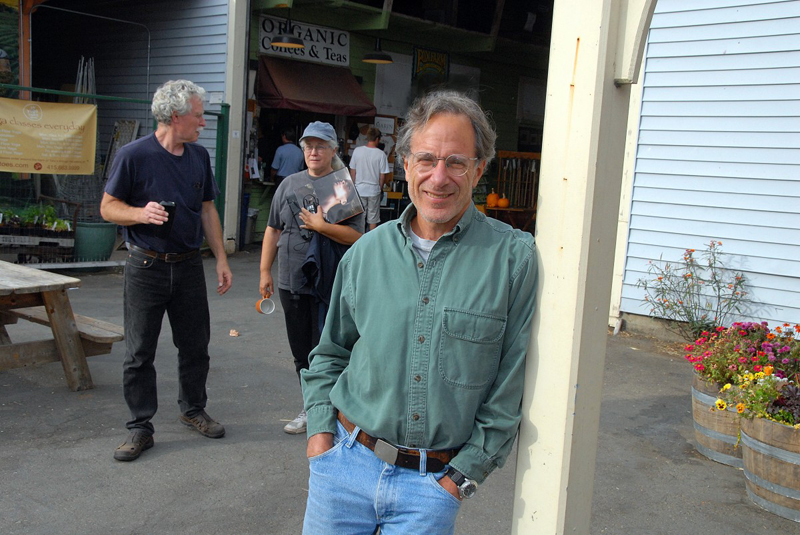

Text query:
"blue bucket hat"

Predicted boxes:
[[300, 121, 337, 143]]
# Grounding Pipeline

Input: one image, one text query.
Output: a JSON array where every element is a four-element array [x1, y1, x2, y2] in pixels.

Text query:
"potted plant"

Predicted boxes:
[[715, 329, 800, 521], [637, 240, 748, 341], [685, 322, 777, 467]]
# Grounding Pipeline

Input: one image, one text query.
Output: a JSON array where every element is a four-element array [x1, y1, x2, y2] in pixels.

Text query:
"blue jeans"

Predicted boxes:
[[303, 421, 461, 535], [122, 249, 211, 434]]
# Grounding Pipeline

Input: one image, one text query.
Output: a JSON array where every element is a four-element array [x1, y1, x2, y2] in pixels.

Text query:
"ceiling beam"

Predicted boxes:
[[252, 0, 294, 9], [490, 0, 506, 38]]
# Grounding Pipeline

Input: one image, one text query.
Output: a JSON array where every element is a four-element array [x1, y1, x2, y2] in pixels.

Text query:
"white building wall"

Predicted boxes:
[[618, 0, 800, 327]]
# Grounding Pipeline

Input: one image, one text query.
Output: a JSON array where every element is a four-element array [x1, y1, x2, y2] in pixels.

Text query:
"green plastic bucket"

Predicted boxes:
[[74, 221, 117, 262]]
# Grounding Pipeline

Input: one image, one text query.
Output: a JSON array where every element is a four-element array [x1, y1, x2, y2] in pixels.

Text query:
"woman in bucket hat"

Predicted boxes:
[[259, 122, 364, 434]]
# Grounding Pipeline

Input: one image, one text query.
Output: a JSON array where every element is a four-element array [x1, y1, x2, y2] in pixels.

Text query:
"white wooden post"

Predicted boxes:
[[512, 1, 656, 533]]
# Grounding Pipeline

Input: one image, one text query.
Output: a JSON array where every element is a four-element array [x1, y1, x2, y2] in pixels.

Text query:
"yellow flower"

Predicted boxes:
[[736, 403, 745, 414], [721, 383, 732, 391], [754, 372, 765, 380], [715, 399, 727, 411]]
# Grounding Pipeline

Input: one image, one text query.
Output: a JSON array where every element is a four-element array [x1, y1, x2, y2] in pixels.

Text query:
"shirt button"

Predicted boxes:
[[418, 262, 424, 268], [412, 413, 420, 421], [414, 375, 421, 382], [422, 297, 429, 304], [418, 336, 425, 343], [454, 237, 459, 243]]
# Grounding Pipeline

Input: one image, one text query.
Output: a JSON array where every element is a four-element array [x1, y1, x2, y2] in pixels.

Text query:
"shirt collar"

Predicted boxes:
[[397, 202, 477, 240]]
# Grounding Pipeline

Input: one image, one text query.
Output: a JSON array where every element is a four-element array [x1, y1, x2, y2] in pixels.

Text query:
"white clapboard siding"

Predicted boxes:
[[629, 201, 800, 229], [646, 51, 800, 72], [650, 16, 800, 43], [65, 0, 229, 171], [641, 115, 800, 132], [618, 0, 800, 328], [645, 67, 800, 87]]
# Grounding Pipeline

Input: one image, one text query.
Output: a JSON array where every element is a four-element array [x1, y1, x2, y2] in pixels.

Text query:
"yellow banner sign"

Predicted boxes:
[[0, 98, 97, 175]]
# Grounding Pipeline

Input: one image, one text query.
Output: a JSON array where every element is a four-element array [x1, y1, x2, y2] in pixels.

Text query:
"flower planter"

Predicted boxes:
[[691, 374, 742, 468], [740, 417, 800, 522]]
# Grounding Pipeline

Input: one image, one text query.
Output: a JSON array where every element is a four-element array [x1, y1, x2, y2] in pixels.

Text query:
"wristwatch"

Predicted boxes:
[[445, 467, 477, 499]]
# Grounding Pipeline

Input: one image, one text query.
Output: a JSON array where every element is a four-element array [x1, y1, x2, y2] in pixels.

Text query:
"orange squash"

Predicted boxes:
[[486, 188, 499, 207], [497, 194, 510, 208]]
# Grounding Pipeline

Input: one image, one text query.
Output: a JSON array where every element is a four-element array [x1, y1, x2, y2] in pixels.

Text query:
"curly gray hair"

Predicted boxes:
[[396, 90, 497, 167], [151, 80, 206, 125]]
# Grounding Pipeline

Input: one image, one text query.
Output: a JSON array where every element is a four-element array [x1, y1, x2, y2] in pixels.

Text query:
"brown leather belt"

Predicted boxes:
[[128, 243, 200, 263], [337, 412, 459, 472]]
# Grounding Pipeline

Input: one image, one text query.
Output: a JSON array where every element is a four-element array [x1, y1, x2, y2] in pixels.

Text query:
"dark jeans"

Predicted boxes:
[[122, 249, 211, 434], [278, 289, 321, 382]]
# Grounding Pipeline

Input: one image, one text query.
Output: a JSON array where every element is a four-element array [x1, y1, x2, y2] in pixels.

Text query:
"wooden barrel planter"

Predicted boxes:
[[740, 417, 800, 522], [691, 374, 743, 468]]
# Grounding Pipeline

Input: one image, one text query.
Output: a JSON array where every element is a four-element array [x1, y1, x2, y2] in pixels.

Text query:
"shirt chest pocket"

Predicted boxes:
[[438, 308, 507, 389]]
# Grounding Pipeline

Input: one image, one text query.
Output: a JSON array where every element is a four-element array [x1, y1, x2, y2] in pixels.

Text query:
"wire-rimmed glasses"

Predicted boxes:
[[409, 152, 479, 177]]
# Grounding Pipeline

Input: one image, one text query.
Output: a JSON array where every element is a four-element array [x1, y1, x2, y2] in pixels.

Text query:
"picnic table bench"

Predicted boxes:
[[0, 260, 124, 391]]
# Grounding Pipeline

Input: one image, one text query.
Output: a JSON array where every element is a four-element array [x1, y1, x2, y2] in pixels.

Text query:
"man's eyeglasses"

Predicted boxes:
[[409, 152, 479, 177], [303, 145, 331, 153]]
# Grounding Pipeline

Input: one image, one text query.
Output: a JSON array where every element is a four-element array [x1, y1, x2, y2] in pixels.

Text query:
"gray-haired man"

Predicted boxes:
[[301, 90, 538, 534], [101, 79, 232, 462]]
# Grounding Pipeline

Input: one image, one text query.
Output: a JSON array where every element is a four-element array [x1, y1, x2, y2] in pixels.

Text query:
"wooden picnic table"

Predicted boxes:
[[0, 260, 123, 391]]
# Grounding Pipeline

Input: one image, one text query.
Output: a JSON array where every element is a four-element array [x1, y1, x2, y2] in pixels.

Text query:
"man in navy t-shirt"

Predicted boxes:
[[101, 79, 233, 462]]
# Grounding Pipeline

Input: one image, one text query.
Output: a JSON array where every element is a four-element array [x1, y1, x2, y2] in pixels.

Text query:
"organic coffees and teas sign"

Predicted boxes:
[[259, 15, 350, 67], [0, 98, 97, 175]]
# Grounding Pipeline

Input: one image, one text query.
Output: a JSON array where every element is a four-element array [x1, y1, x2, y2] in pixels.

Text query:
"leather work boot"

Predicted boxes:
[[113, 431, 154, 462], [179, 410, 225, 438]]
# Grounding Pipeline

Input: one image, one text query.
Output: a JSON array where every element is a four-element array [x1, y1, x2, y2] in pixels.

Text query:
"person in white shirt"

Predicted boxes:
[[349, 127, 391, 231]]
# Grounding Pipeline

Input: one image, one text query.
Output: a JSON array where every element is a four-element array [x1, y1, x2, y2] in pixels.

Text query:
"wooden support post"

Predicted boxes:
[[512, 1, 656, 533]]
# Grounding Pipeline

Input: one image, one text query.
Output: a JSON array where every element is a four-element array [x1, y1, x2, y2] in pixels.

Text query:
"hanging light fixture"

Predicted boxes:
[[271, 9, 304, 49], [363, 38, 393, 64]]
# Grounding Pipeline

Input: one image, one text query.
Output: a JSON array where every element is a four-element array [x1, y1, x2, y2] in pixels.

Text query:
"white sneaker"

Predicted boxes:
[[283, 410, 307, 434]]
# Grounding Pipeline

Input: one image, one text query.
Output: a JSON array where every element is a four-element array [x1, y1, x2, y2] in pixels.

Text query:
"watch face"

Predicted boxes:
[[460, 481, 478, 499]]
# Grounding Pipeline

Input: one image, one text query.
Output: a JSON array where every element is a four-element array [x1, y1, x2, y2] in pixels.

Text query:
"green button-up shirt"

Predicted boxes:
[[302, 203, 537, 483]]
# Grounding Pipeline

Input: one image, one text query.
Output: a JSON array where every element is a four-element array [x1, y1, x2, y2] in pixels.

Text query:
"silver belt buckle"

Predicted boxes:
[[374, 438, 399, 465], [164, 252, 180, 262]]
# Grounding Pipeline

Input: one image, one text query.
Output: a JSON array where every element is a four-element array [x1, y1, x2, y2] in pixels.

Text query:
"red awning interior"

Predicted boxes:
[[256, 56, 376, 117]]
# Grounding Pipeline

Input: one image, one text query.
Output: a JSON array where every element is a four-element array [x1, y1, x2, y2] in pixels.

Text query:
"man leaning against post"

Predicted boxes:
[[101, 79, 233, 462], [300, 90, 538, 534]]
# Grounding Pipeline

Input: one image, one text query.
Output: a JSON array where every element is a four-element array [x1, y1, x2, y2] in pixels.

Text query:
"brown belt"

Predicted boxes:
[[337, 412, 459, 472], [128, 244, 200, 263]]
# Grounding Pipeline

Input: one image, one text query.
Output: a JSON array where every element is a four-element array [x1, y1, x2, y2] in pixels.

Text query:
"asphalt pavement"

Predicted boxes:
[[1, 249, 797, 534]]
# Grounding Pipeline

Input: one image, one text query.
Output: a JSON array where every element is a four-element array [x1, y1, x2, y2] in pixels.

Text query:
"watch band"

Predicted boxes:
[[446, 467, 466, 486]]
